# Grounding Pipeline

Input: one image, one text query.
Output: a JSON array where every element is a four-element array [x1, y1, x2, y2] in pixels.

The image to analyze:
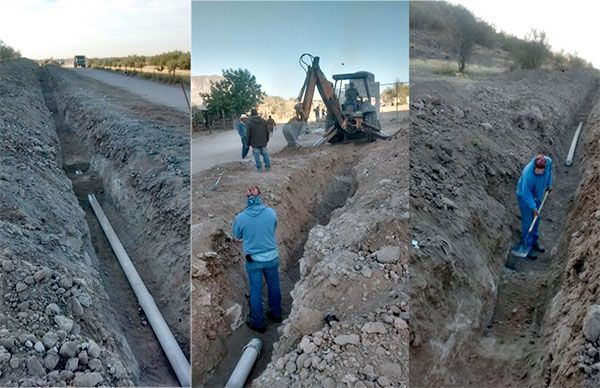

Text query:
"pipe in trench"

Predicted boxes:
[[87, 194, 191, 387], [225, 338, 263, 388], [565, 121, 583, 166]]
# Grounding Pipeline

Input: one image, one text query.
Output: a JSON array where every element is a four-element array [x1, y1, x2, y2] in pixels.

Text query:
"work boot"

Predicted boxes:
[[527, 250, 538, 260], [266, 311, 282, 323], [533, 242, 545, 253], [246, 321, 266, 334]]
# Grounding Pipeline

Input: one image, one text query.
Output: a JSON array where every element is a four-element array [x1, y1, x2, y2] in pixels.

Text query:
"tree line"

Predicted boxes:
[[410, 1, 592, 73], [87, 51, 190, 75]]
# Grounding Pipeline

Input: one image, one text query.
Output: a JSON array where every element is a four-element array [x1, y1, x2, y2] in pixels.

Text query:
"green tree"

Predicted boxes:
[[382, 82, 409, 105], [452, 5, 478, 73], [0, 40, 21, 61], [201, 68, 265, 119], [514, 29, 550, 69]]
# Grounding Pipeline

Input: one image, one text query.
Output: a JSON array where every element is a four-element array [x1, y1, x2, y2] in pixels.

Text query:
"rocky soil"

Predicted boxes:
[[44, 65, 190, 358], [0, 59, 137, 386], [409, 55, 600, 387], [534, 94, 600, 388], [191, 112, 407, 386], [254, 128, 408, 388], [0, 58, 190, 386]]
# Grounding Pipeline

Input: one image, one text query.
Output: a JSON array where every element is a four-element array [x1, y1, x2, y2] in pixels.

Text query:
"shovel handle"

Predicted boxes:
[[527, 190, 549, 234]]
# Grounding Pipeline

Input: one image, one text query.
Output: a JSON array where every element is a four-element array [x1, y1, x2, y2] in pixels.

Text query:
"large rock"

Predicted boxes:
[[333, 334, 360, 346], [54, 315, 74, 333], [59, 341, 79, 358], [583, 305, 600, 342], [375, 246, 400, 264], [27, 356, 46, 377], [73, 372, 103, 387]]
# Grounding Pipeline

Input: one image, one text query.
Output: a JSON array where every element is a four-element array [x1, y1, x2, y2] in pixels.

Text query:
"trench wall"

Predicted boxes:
[[409, 69, 600, 384], [0, 59, 136, 385], [536, 94, 600, 387], [44, 66, 190, 354]]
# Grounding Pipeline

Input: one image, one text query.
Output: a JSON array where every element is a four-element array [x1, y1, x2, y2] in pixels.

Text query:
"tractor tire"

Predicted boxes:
[[363, 111, 381, 131], [325, 114, 344, 144], [363, 112, 381, 142]]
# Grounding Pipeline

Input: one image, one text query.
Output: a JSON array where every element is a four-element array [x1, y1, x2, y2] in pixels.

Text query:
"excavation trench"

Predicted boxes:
[[40, 71, 179, 387], [450, 88, 599, 386], [204, 165, 358, 387]]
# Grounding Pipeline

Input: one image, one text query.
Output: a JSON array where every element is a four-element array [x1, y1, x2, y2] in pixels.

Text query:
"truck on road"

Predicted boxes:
[[74, 55, 86, 68]]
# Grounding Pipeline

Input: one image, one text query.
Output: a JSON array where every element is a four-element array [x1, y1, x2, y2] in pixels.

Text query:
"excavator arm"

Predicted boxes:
[[294, 54, 345, 129]]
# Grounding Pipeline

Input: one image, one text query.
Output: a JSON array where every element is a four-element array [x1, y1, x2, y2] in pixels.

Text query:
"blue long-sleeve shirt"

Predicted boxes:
[[232, 197, 279, 262], [237, 122, 247, 140], [516, 156, 553, 211]]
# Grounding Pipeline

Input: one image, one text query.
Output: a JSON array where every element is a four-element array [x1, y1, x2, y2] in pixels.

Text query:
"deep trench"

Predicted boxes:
[[39, 69, 179, 387], [205, 167, 358, 387], [453, 88, 599, 386]]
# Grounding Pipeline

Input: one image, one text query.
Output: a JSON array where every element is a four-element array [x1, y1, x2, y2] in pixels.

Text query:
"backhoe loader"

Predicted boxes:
[[283, 53, 390, 147]]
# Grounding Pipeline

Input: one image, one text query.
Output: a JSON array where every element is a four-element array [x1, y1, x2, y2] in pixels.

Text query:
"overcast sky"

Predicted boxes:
[[192, 1, 409, 98], [0, 0, 190, 59], [452, 0, 600, 68]]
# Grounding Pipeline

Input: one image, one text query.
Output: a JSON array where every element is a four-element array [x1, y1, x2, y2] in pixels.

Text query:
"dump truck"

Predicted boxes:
[[283, 53, 390, 147], [73, 55, 86, 68]]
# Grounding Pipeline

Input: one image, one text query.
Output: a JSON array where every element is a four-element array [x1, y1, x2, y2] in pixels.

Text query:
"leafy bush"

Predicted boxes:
[[0, 40, 20, 61], [512, 29, 551, 69]]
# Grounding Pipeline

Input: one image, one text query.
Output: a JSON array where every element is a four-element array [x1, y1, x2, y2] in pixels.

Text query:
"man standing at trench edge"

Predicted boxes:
[[516, 154, 553, 260], [233, 186, 282, 333]]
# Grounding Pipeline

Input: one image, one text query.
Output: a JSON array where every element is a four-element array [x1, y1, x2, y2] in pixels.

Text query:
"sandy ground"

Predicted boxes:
[[69, 68, 190, 114]]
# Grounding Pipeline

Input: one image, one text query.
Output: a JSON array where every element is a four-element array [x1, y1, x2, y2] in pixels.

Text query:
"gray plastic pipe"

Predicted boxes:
[[565, 121, 583, 166], [224, 338, 262, 388], [88, 194, 191, 387]]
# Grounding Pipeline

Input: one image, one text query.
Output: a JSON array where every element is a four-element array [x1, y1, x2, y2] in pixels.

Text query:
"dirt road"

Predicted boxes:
[[191, 124, 322, 173], [70, 68, 190, 113]]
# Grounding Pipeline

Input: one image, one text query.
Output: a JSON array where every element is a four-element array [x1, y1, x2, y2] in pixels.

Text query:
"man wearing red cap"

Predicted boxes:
[[516, 154, 553, 259], [232, 185, 282, 333]]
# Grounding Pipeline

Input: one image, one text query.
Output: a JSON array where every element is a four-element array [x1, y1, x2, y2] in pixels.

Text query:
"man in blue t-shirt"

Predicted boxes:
[[516, 154, 553, 260], [232, 186, 282, 333]]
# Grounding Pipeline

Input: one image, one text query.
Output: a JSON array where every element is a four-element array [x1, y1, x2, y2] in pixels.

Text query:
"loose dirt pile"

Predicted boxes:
[[410, 66, 600, 387], [44, 65, 190, 358], [255, 130, 408, 388], [191, 112, 407, 386], [0, 59, 137, 386]]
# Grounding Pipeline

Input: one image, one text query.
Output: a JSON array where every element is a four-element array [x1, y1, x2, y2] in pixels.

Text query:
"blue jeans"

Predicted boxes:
[[253, 147, 271, 170], [242, 142, 249, 159], [245, 257, 281, 329], [518, 195, 540, 248]]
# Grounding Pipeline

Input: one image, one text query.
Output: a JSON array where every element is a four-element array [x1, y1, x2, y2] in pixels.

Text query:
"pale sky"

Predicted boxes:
[[0, 0, 190, 59], [452, 1, 600, 68]]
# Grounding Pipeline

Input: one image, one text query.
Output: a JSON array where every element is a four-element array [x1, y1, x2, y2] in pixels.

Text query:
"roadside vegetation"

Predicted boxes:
[[410, 1, 593, 73], [87, 51, 190, 85], [0, 40, 20, 61]]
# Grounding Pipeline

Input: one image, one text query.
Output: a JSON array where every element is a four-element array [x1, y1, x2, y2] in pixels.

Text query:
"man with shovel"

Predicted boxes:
[[514, 154, 553, 260]]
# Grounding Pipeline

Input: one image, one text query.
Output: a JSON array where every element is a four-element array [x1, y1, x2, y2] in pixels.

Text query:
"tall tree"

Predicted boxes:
[[452, 5, 477, 73], [201, 68, 265, 119]]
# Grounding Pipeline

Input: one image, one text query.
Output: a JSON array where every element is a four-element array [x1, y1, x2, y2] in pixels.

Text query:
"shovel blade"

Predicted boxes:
[[510, 243, 531, 258]]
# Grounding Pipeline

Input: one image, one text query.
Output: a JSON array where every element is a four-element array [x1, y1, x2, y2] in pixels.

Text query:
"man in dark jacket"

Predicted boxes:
[[232, 186, 282, 333], [267, 115, 276, 134], [247, 108, 271, 171]]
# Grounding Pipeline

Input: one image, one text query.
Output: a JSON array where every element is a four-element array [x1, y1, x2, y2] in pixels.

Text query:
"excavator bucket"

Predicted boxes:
[[283, 120, 306, 147]]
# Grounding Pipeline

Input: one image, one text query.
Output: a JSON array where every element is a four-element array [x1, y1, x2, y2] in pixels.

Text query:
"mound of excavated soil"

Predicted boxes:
[[409, 68, 599, 386], [255, 130, 408, 388], [0, 59, 136, 386]]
